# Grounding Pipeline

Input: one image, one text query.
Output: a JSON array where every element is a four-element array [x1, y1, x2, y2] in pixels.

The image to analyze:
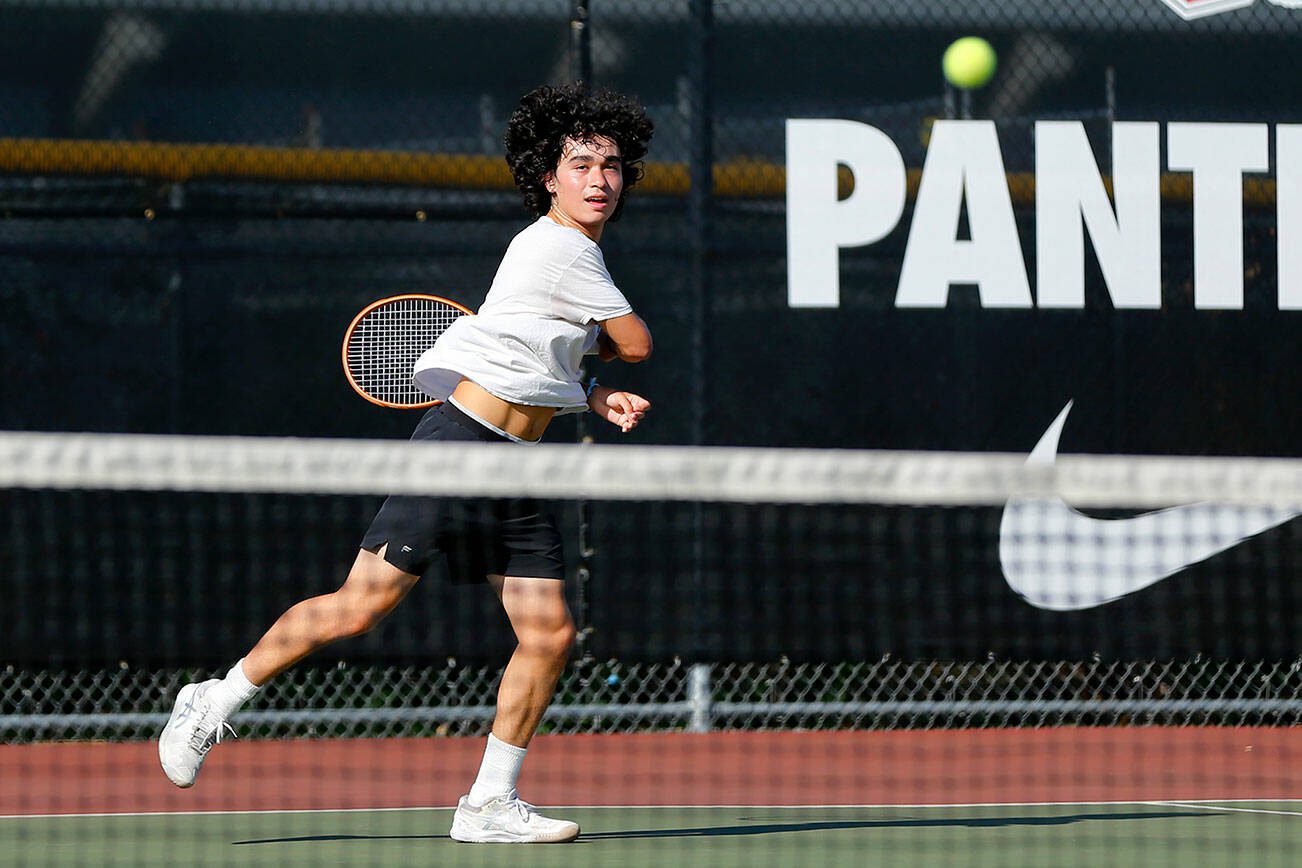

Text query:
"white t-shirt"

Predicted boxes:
[[413, 217, 633, 414]]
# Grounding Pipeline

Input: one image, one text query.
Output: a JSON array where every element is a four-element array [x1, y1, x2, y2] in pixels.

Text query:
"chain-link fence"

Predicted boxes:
[[5, 657, 1300, 743], [4, 1, 1297, 441]]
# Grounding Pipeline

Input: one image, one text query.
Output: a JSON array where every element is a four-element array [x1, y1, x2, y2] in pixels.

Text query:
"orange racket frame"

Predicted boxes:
[[341, 293, 474, 410]]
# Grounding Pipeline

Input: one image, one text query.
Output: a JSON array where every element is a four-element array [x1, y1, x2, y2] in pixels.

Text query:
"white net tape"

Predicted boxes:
[[1, 430, 1300, 509]]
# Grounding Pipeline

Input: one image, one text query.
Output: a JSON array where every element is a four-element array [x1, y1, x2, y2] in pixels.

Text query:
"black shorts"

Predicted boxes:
[[360, 401, 565, 584]]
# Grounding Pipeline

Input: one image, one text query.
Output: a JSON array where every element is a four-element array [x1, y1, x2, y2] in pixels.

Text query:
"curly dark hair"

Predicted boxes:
[[504, 82, 654, 223]]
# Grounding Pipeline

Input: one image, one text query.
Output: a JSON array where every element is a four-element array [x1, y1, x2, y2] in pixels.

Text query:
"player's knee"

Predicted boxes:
[[521, 619, 575, 660], [555, 620, 577, 657]]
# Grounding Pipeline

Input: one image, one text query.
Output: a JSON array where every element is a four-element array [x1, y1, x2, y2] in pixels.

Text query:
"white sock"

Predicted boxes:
[[204, 658, 261, 720], [467, 734, 527, 806]]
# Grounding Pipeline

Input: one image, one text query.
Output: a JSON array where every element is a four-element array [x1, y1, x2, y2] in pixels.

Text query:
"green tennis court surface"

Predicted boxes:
[[4, 802, 1298, 867]]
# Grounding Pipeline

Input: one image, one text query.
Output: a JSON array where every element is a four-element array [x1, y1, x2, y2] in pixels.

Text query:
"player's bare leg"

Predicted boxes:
[[159, 547, 417, 787], [487, 575, 576, 746], [450, 574, 579, 843], [242, 547, 420, 684]]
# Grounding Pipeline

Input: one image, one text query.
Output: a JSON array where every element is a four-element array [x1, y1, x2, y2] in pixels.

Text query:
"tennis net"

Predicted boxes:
[[1, 430, 1298, 863], [3, 428, 1299, 735]]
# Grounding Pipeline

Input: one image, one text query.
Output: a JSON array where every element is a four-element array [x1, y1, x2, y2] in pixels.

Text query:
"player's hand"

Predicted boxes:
[[590, 387, 650, 432]]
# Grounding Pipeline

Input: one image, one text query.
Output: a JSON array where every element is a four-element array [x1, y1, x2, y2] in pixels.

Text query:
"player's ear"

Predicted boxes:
[[543, 172, 557, 195]]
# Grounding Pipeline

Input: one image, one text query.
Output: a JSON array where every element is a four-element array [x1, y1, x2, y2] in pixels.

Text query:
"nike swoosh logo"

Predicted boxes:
[[999, 401, 1299, 611]]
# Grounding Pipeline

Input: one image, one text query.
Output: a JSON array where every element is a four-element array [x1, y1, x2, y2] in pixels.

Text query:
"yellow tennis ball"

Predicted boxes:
[[943, 37, 997, 90]]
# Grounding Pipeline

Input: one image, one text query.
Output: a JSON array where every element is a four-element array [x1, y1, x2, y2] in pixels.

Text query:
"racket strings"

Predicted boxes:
[[346, 298, 466, 407]]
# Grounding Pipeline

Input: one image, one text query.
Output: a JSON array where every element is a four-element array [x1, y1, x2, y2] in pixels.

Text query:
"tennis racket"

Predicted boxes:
[[341, 293, 473, 409]]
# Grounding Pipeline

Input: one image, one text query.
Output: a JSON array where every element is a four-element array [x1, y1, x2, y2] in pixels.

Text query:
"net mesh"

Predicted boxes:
[[4, 431, 1299, 678], [3, 432, 1299, 862]]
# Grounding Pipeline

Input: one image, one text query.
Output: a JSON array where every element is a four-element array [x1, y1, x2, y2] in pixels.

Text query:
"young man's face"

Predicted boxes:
[[545, 135, 624, 240]]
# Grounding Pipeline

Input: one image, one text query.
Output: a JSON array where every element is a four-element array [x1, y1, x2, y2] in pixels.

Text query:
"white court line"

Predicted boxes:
[[4, 798, 1300, 821], [1144, 800, 1302, 818]]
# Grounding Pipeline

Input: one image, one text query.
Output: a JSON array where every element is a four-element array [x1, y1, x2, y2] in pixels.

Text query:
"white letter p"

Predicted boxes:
[[786, 120, 906, 307]]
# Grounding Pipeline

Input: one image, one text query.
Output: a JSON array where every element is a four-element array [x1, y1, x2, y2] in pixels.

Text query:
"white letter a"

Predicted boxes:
[[897, 121, 1031, 308]]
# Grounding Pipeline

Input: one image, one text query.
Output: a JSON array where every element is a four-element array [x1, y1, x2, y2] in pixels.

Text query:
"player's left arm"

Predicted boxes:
[[587, 385, 650, 433], [597, 312, 652, 363]]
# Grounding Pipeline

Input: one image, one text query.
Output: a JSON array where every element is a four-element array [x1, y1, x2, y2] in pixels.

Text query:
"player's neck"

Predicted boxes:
[[546, 208, 604, 243]]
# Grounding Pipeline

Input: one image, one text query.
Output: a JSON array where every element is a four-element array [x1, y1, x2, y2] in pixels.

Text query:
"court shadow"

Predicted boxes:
[[232, 834, 446, 845], [580, 810, 1214, 841], [232, 810, 1212, 845]]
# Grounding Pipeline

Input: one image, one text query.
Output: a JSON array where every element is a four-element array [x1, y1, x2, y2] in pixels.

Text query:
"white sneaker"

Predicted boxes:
[[449, 790, 580, 843], [158, 679, 235, 788]]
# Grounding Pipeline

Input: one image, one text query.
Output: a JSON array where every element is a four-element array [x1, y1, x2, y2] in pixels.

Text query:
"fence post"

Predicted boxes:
[[570, 0, 596, 675], [687, 663, 714, 732], [687, 2, 712, 446], [570, 0, 592, 86], [686, 0, 716, 675]]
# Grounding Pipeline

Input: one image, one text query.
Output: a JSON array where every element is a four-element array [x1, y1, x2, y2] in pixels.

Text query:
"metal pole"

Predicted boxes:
[[686, 2, 713, 436], [687, 663, 714, 732], [571, 0, 595, 670], [687, 0, 714, 672], [570, 0, 592, 87]]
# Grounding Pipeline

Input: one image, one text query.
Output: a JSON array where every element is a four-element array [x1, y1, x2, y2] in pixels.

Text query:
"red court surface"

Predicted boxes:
[[2, 727, 1297, 816]]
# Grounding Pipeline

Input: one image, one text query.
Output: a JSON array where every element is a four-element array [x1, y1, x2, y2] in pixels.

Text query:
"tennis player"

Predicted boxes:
[[158, 83, 655, 845]]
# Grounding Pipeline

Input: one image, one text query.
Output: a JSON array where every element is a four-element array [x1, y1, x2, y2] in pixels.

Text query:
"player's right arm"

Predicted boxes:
[[597, 312, 652, 363]]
